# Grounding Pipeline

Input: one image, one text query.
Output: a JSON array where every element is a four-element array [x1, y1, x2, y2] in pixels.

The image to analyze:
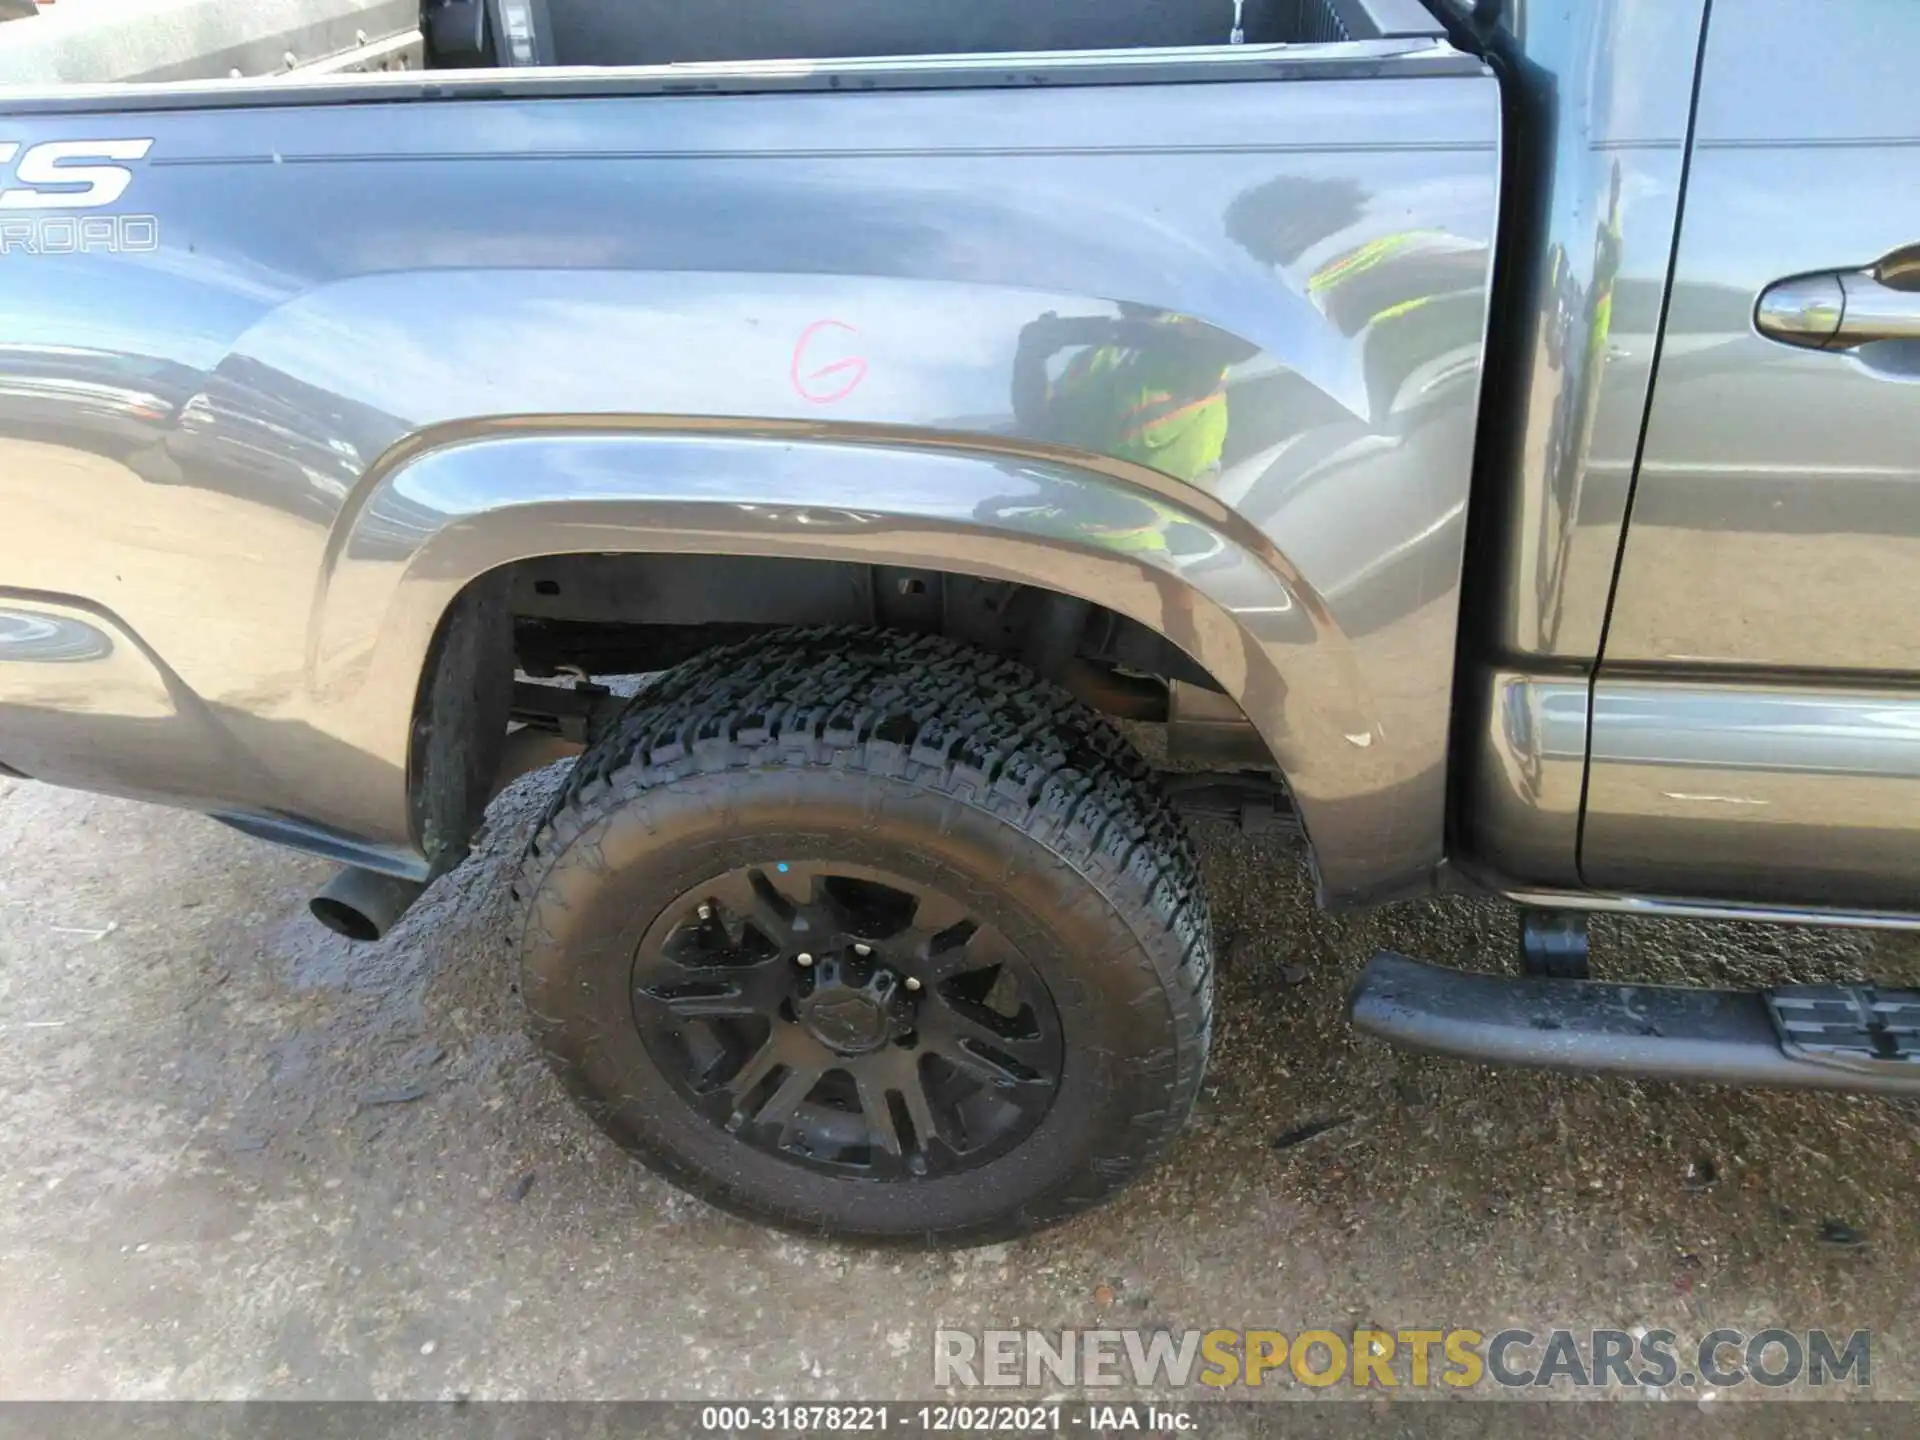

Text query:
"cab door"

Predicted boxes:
[[1585, 0, 1920, 910]]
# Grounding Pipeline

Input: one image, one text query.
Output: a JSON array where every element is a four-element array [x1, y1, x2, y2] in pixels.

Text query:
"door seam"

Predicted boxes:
[[1575, 0, 1716, 882]]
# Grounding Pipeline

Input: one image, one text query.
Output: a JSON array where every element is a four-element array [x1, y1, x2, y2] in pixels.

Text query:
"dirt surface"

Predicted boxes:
[[1, 769, 1916, 1404]]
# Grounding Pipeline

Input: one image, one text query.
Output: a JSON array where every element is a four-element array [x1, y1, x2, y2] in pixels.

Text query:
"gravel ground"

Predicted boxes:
[[0, 768, 1915, 1406]]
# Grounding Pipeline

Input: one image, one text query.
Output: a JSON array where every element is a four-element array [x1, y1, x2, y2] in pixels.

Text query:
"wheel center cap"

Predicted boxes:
[[795, 957, 903, 1054], [799, 991, 889, 1053]]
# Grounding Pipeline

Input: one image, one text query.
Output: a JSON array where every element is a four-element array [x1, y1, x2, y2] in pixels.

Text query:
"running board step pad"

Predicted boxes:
[[1770, 985, 1920, 1072], [1349, 953, 1920, 1095]]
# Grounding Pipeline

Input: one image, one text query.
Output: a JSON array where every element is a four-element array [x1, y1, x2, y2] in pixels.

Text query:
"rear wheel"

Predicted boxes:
[[513, 628, 1212, 1243]]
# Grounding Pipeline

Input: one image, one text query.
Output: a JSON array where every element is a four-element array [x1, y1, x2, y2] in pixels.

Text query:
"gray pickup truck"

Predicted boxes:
[[1, 0, 1915, 1242]]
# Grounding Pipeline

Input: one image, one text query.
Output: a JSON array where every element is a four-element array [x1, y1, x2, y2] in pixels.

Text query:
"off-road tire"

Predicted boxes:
[[513, 627, 1213, 1243]]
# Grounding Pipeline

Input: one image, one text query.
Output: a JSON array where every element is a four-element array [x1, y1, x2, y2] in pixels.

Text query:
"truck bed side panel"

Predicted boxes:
[[0, 60, 1499, 902]]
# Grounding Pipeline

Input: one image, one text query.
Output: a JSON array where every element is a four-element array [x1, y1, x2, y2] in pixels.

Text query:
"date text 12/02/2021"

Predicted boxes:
[[699, 1406, 1191, 1432]]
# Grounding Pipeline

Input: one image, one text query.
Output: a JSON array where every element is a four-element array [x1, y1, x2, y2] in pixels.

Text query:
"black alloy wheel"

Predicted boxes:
[[632, 861, 1065, 1180]]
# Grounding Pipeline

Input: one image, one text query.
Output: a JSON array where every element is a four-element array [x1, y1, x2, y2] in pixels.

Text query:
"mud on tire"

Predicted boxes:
[[513, 627, 1213, 1243]]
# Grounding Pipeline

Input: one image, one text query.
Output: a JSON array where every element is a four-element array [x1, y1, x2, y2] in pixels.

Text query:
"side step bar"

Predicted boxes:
[[1350, 953, 1920, 1095]]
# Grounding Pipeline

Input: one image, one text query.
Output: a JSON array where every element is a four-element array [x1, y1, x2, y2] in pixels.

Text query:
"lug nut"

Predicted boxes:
[[905, 976, 922, 992], [853, 943, 872, 957], [796, 953, 814, 967]]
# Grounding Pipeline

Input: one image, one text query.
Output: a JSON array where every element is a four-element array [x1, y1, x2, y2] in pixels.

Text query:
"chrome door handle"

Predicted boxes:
[[1757, 268, 1920, 349]]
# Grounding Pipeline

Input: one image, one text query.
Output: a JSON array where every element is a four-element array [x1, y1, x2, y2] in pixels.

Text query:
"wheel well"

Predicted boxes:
[[406, 552, 1291, 863], [505, 552, 1217, 702]]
